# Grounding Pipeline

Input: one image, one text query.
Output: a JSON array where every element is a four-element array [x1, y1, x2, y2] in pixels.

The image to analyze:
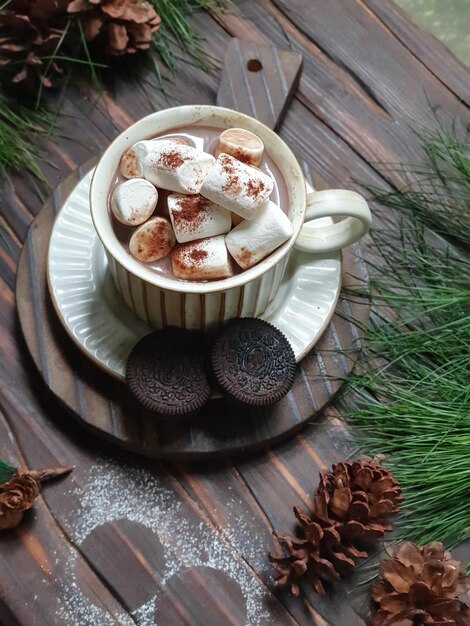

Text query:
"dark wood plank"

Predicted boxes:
[[0, 411, 141, 626], [211, 0, 470, 186], [269, 0, 467, 121]]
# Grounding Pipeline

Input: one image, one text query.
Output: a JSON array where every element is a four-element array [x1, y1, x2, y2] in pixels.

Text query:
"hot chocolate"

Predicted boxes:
[[108, 125, 291, 281]]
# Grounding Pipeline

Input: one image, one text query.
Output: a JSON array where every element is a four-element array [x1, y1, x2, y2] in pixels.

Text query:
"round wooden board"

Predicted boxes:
[[16, 163, 369, 459]]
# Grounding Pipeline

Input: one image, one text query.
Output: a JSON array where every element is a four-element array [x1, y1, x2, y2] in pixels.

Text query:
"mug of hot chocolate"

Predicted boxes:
[[90, 105, 371, 329]]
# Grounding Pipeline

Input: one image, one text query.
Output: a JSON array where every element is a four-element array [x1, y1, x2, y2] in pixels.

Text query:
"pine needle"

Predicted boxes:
[[343, 128, 470, 548], [149, 0, 231, 70], [363, 126, 470, 248], [0, 92, 53, 181]]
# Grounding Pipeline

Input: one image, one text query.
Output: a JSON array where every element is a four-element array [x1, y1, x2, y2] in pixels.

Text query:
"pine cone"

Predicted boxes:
[[372, 541, 470, 626], [0, 1, 68, 86], [0, 474, 40, 511], [67, 0, 161, 56], [271, 509, 347, 595], [270, 456, 402, 596], [315, 456, 403, 543], [0, 0, 160, 88], [0, 465, 72, 530]]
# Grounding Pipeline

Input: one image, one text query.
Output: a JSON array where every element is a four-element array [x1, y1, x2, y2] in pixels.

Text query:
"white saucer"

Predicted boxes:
[[47, 170, 341, 382]]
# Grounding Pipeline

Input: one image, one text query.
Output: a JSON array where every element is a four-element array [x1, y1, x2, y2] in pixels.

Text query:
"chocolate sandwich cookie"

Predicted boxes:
[[210, 318, 296, 406], [126, 328, 211, 417]]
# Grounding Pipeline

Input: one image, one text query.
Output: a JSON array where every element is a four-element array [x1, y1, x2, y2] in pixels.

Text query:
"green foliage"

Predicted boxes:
[[149, 0, 230, 72], [0, 457, 17, 484], [345, 129, 470, 548], [0, 92, 53, 180], [366, 127, 470, 248]]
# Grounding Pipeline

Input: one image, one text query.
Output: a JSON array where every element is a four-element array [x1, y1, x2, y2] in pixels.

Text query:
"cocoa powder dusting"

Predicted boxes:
[[222, 175, 241, 194], [237, 247, 253, 268], [158, 149, 190, 170], [220, 155, 241, 193], [220, 154, 254, 195], [245, 179, 266, 198], [172, 243, 211, 279], [149, 222, 171, 257], [132, 219, 174, 262], [189, 248, 208, 264], [231, 148, 251, 164], [172, 195, 208, 231], [219, 153, 236, 174], [120, 148, 140, 178], [110, 125, 288, 280]]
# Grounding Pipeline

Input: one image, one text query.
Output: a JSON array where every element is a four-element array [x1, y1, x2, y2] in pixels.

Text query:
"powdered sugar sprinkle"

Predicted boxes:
[[48, 458, 274, 625]]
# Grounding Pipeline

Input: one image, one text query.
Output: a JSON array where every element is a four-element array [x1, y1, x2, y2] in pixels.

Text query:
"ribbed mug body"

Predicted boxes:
[[106, 252, 289, 329]]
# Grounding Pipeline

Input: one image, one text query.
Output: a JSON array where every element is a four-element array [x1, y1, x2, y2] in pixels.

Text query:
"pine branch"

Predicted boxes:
[[0, 92, 53, 181], [343, 127, 470, 548]]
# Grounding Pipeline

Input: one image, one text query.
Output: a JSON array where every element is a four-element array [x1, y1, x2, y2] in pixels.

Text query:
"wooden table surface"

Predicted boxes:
[[1, 1, 469, 625]]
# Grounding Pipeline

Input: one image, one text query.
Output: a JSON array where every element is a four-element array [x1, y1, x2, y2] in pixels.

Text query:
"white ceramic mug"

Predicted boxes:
[[90, 105, 371, 330]]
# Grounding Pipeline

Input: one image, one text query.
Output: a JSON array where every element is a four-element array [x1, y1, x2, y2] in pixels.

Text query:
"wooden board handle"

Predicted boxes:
[[217, 38, 303, 130]]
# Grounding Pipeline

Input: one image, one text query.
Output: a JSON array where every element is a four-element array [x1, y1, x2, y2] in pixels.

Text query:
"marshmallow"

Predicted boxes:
[[163, 134, 205, 151], [120, 146, 142, 179], [133, 140, 216, 194], [168, 194, 231, 244], [164, 135, 195, 147], [200, 153, 273, 220], [225, 200, 293, 270], [171, 235, 234, 280], [215, 128, 264, 167], [111, 178, 158, 226], [129, 216, 175, 263]]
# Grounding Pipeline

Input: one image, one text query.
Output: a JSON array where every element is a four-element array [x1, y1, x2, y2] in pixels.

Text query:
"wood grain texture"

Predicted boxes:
[[217, 38, 303, 128], [212, 0, 470, 186], [363, 0, 470, 106], [1, 1, 470, 624], [16, 164, 369, 458]]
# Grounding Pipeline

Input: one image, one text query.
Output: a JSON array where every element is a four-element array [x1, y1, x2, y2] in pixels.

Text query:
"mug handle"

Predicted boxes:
[[294, 183, 371, 253]]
